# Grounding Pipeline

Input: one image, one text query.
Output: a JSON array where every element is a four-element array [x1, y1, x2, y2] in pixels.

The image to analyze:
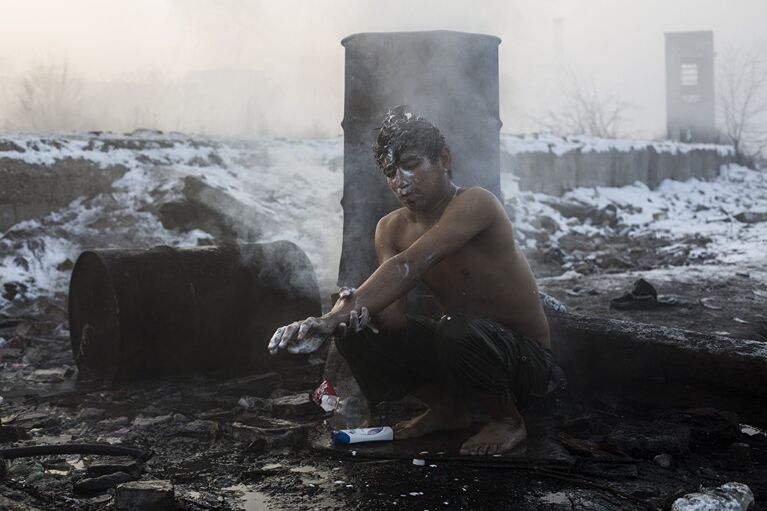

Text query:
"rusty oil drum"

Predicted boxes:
[[68, 241, 320, 382]]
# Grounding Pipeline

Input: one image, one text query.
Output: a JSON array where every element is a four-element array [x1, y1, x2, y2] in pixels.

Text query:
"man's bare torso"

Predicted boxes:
[[381, 188, 551, 348]]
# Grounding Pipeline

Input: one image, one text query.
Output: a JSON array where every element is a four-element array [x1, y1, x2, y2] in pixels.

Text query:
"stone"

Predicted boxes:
[[74, 471, 135, 495], [230, 419, 309, 450], [86, 456, 141, 478], [653, 453, 672, 468], [132, 414, 173, 429], [672, 482, 753, 511], [0, 494, 44, 510], [606, 420, 690, 457], [115, 480, 175, 511], [0, 424, 28, 442], [271, 393, 319, 419], [727, 443, 752, 472], [179, 419, 219, 439], [734, 211, 767, 223]]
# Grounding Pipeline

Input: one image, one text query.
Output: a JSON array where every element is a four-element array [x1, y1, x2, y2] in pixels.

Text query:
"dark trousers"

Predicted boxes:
[[334, 313, 559, 409]]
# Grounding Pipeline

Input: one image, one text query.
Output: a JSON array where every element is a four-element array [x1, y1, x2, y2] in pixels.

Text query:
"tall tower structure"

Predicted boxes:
[[665, 31, 716, 143]]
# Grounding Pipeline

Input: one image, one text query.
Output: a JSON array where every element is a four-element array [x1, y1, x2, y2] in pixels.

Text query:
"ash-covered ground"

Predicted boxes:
[[0, 132, 766, 510]]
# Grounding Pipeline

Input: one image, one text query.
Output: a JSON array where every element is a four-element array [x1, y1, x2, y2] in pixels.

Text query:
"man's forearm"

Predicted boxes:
[[324, 254, 419, 323]]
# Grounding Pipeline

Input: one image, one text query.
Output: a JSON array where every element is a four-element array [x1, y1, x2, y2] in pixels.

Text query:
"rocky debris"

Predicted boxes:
[[85, 456, 142, 478], [229, 418, 310, 451], [672, 482, 754, 511], [178, 419, 220, 439], [606, 421, 690, 458], [728, 443, 752, 472], [219, 372, 283, 397], [0, 494, 45, 510], [0, 425, 28, 442], [271, 393, 321, 419], [734, 211, 767, 223], [115, 480, 175, 511], [73, 471, 135, 495], [663, 408, 741, 447], [653, 453, 673, 468]]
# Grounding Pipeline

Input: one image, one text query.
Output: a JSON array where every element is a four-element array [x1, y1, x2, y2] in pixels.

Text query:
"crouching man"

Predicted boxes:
[[269, 107, 563, 456]]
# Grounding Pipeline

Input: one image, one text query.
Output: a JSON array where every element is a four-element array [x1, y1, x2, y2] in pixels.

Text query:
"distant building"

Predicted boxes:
[[665, 31, 716, 143]]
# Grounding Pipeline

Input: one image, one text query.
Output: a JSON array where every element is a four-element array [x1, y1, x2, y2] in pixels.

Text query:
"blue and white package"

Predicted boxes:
[[331, 426, 394, 444]]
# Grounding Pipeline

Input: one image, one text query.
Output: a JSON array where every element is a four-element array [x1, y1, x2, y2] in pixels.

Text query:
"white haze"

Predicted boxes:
[[0, 0, 764, 138]]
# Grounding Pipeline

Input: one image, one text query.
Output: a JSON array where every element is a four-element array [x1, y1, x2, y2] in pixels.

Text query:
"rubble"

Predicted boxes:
[[606, 421, 690, 457], [73, 471, 135, 495], [115, 480, 175, 511], [671, 482, 754, 511], [0, 134, 765, 509]]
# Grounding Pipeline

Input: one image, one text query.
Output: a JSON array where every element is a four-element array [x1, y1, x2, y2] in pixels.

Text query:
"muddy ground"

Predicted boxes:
[[0, 256, 765, 510]]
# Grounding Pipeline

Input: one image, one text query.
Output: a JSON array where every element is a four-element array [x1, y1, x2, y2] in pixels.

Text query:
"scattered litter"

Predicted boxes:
[[429, 464, 437, 468], [610, 278, 678, 310], [733, 317, 750, 324], [408, 492, 424, 497], [753, 290, 767, 299], [412, 459, 426, 466], [311, 379, 339, 413]]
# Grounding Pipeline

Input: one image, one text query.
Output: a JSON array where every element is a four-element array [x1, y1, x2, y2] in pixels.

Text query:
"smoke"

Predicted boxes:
[[0, 0, 764, 138]]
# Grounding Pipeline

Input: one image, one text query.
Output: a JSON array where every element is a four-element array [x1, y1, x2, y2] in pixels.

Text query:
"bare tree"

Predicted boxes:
[[717, 44, 767, 164], [15, 61, 84, 131], [537, 73, 630, 138]]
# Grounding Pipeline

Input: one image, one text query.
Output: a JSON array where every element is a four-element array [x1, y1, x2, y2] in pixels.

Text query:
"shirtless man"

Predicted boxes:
[[269, 107, 560, 456]]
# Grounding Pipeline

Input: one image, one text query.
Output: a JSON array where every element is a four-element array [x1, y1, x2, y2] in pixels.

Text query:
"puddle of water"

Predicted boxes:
[[224, 484, 279, 511]]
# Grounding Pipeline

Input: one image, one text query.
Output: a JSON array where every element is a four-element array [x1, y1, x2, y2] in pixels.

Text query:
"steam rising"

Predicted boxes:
[[0, 0, 764, 138]]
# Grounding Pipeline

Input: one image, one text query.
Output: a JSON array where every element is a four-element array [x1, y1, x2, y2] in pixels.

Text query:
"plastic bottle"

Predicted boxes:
[[331, 427, 394, 444]]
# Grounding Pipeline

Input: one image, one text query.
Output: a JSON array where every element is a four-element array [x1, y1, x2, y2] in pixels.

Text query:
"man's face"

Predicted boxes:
[[383, 148, 444, 210]]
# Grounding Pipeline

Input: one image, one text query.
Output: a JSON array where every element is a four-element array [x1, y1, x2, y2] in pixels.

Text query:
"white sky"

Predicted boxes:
[[0, 0, 764, 137]]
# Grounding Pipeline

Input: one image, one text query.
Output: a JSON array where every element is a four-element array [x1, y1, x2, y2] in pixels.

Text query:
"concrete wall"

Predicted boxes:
[[504, 144, 734, 196]]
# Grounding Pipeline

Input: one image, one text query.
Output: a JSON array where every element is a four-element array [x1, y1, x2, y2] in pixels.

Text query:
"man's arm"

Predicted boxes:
[[367, 213, 408, 331], [268, 187, 501, 353]]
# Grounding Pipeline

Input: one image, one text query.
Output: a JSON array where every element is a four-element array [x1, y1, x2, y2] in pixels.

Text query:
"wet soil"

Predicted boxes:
[[0, 259, 765, 510]]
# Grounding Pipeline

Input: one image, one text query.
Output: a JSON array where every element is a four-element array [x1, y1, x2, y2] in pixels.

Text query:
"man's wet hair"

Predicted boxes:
[[373, 106, 445, 176]]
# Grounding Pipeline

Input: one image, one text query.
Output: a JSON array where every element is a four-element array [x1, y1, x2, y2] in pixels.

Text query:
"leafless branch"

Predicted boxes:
[[536, 72, 631, 138], [717, 43, 767, 164]]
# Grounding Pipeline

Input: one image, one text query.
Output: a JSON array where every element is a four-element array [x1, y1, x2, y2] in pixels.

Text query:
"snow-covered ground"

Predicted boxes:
[[0, 134, 344, 308], [506, 163, 767, 268], [0, 133, 764, 310], [502, 133, 734, 157]]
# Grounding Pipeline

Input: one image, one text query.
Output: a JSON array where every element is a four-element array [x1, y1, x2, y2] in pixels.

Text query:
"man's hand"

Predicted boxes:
[[267, 307, 371, 355], [268, 316, 336, 355]]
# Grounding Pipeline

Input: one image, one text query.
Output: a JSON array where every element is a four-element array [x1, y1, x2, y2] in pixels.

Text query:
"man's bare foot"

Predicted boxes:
[[459, 417, 527, 456], [394, 407, 471, 439]]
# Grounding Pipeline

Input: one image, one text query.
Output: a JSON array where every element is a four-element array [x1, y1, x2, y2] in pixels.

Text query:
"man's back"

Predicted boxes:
[[379, 186, 550, 347]]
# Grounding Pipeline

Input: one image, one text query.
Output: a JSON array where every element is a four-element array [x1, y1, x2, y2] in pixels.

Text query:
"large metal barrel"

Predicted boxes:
[[339, 30, 502, 288], [68, 241, 320, 382]]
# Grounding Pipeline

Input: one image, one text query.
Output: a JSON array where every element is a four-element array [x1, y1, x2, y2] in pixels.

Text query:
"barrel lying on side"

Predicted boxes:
[[68, 241, 321, 382]]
